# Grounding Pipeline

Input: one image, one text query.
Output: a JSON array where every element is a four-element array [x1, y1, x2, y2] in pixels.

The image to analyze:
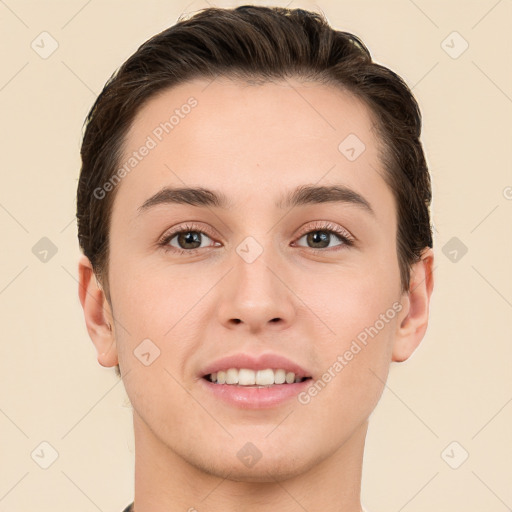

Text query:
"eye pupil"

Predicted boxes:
[[178, 231, 201, 249], [307, 231, 329, 248]]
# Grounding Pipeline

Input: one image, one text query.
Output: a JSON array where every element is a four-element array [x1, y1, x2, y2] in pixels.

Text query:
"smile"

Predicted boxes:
[[204, 368, 312, 386]]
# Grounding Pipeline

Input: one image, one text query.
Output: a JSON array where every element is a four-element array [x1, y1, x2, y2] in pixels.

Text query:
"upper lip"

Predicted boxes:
[[200, 352, 311, 379]]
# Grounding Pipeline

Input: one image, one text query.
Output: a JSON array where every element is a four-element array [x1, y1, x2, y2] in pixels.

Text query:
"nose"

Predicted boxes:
[[216, 247, 297, 333]]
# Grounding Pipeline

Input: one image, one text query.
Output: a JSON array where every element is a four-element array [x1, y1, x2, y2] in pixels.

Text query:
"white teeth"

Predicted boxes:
[[207, 368, 308, 385], [238, 368, 255, 385], [286, 371, 295, 384], [256, 369, 274, 385], [225, 368, 239, 384], [274, 369, 286, 384]]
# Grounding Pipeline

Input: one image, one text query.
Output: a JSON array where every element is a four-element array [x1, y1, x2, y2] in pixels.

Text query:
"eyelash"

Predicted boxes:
[[157, 221, 355, 256]]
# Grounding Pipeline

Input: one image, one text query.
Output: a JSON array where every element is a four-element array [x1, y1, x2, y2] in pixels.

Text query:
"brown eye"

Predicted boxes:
[[175, 231, 203, 250], [305, 230, 335, 249], [296, 229, 349, 250], [167, 230, 214, 251], [293, 221, 355, 252], [158, 223, 218, 254]]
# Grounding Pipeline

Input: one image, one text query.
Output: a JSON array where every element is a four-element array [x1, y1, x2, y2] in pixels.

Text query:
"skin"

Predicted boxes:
[[78, 77, 434, 512]]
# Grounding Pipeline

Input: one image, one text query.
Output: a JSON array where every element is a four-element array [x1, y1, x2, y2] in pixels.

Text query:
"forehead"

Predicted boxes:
[[114, 77, 390, 220]]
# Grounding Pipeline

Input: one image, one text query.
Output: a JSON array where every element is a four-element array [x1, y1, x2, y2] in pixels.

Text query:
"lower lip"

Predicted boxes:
[[200, 377, 312, 409]]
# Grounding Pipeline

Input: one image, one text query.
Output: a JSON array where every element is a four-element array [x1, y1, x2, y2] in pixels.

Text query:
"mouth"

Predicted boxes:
[[198, 352, 314, 407], [203, 368, 312, 387], [200, 369, 313, 409]]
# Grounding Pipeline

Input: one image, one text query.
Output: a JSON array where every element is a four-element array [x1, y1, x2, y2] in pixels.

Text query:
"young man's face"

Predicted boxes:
[[80, 77, 433, 482]]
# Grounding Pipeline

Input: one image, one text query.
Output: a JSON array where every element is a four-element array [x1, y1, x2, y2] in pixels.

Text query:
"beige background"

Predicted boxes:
[[1, 0, 511, 510]]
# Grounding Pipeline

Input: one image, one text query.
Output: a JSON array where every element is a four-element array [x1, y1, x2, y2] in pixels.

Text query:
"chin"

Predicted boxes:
[[188, 447, 317, 483]]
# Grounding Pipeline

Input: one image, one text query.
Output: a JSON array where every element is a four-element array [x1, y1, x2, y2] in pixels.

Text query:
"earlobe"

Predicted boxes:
[[78, 254, 119, 368], [392, 247, 434, 363]]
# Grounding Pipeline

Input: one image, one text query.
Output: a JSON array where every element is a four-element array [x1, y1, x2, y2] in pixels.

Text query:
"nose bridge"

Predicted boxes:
[[216, 234, 296, 331]]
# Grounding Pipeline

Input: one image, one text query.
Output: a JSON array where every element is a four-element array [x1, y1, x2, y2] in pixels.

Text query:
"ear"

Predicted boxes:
[[78, 254, 118, 367], [392, 247, 434, 362]]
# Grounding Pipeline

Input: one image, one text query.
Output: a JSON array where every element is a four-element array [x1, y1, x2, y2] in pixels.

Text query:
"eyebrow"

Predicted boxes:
[[137, 184, 375, 216]]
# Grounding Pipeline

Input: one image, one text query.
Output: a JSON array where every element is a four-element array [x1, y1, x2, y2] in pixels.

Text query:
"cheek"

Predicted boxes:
[[305, 263, 399, 343], [108, 249, 180, 331], [301, 266, 399, 405], [109, 259, 209, 373], [301, 296, 398, 438]]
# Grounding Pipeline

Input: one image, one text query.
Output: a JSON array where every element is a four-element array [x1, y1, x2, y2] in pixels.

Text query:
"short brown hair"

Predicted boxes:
[[77, 5, 433, 374]]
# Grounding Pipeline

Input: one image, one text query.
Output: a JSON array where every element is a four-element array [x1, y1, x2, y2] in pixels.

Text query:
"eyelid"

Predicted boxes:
[[157, 222, 217, 246], [295, 220, 355, 243]]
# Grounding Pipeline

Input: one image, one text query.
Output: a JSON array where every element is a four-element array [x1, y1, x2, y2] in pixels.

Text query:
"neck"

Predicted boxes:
[[131, 411, 367, 512]]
